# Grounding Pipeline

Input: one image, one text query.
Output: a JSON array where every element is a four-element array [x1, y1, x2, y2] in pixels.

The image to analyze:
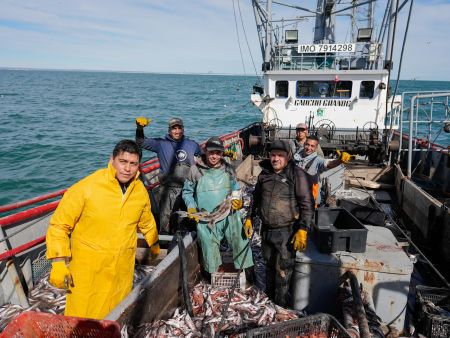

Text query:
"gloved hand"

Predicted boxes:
[[291, 229, 308, 252], [49, 260, 73, 289], [243, 218, 253, 238], [150, 242, 160, 259], [136, 117, 151, 128], [231, 199, 243, 210], [336, 150, 354, 164], [187, 207, 200, 223], [224, 149, 237, 160]]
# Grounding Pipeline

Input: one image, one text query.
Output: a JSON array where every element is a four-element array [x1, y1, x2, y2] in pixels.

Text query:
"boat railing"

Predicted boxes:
[[396, 91, 450, 177], [272, 43, 382, 71]]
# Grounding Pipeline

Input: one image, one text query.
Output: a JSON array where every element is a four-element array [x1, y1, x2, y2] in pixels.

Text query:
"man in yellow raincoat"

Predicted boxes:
[[46, 139, 159, 319]]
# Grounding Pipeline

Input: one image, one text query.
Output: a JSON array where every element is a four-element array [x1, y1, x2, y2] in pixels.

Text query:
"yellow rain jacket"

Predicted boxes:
[[46, 162, 158, 319]]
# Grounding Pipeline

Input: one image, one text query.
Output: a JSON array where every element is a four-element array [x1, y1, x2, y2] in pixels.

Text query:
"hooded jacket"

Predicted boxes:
[[251, 159, 313, 230], [46, 162, 158, 319], [182, 155, 239, 211], [136, 130, 201, 179]]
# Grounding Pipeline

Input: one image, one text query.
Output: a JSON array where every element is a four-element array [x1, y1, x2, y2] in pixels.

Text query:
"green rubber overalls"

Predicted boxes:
[[195, 167, 253, 273]]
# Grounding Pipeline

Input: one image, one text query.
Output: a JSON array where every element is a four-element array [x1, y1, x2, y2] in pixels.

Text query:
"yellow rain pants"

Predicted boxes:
[[46, 162, 158, 319]]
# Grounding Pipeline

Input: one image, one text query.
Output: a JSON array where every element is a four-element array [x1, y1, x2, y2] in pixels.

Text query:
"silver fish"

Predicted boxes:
[[177, 194, 234, 229]]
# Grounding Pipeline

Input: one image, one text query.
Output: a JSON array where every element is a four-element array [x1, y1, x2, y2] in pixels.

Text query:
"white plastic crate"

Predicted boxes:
[[211, 271, 246, 290]]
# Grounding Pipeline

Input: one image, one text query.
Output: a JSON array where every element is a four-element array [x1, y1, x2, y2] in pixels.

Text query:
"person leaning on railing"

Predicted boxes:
[[293, 135, 354, 207]]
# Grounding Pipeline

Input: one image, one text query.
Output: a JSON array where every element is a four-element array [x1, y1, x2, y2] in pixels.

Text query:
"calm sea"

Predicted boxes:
[[1, 69, 449, 206]]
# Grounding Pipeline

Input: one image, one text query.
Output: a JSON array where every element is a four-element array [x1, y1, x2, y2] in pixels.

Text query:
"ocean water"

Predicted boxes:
[[0, 69, 449, 206]]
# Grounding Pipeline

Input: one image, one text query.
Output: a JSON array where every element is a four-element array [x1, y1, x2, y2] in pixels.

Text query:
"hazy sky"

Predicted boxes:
[[1, 0, 449, 80]]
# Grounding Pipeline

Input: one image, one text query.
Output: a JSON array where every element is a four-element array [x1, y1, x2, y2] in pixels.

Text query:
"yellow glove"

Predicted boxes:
[[136, 116, 151, 128], [150, 243, 160, 259], [336, 150, 354, 164], [243, 218, 253, 238], [187, 207, 200, 223], [231, 199, 243, 210], [224, 149, 237, 160], [49, 260, 73, 289], [291, 229, 308, 252]]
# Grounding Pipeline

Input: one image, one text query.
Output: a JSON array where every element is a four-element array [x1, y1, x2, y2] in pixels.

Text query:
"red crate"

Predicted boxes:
[[1, 311, 121, 338]]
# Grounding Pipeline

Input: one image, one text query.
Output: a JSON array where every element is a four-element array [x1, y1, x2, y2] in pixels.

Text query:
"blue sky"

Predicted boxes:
[[0, 0, 449, 80]]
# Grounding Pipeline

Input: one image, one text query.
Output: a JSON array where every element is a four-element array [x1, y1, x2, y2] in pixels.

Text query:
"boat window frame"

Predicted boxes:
[[295, 80, 353, 99], [275, 80, 289, 98], [359, 81, 376, 99]]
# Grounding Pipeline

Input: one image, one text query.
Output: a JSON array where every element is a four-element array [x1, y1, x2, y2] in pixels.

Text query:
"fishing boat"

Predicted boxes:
[[1, 0, 450, 337]]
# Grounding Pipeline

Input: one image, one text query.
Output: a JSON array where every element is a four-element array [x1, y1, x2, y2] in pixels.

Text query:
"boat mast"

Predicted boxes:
[[313, 0, 336, 44], [264, 0, 273, 70], [385, 0, 399, 69]]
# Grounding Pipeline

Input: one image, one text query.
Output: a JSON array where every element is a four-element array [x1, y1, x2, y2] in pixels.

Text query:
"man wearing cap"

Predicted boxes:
[[182, 136, 254, 275], [245, 139, 313, 308], [135, 117, 201, 234], [290, 122, 324, 157], [294, 135, 353, 207]]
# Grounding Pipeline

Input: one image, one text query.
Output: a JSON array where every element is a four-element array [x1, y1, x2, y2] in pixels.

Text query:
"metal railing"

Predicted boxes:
[[396, 91, 450, 177], [272, 44, 383, 71]]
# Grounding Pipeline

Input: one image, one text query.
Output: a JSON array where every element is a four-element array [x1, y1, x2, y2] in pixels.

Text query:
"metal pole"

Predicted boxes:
[[264, 0, 273, 65], [385, 0, 398, 69], [397, 92, 405, 162], [407, 94, 417, 177]]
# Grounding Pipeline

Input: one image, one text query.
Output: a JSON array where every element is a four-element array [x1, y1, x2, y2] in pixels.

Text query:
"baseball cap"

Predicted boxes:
[[168, 117, 184, 128], [205, 136, 224, 152], [296, 122, 308, 130], [269, 140, 291, 153]]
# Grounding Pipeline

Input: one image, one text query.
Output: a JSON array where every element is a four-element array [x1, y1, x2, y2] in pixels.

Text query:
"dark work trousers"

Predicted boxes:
[[261, 226, 295, 308], [158, 184, 185, 234]]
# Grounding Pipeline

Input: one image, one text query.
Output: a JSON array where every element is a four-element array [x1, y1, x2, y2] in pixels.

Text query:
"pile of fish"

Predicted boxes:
[[132, 281, 298, 337], [0, 272, 66, 331], [0, 263, 155, 332]]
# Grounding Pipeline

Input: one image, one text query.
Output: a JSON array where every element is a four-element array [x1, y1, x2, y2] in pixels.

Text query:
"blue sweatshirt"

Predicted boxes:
[[137, 132, 201, 175]]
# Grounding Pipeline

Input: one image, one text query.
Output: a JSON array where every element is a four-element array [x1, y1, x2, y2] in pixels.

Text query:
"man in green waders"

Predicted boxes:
[[182, 136, 254, 276]]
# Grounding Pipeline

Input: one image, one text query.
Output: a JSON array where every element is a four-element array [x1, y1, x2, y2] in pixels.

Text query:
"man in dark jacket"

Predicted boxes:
[[135, 117, 201, 234], [245, 139, 313, 308]]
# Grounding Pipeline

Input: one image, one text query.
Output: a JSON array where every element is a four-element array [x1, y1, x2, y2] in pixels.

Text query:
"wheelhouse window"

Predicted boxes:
[[296, 81, 353, 98], [360, 81, 375, 99], [275, 81, 289, 98]]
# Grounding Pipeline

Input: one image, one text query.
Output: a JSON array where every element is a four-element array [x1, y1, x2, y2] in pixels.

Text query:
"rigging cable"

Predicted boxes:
[[236, 0, 261, 80], [390, 0, 414, 123], [232, 0, 247, 76]]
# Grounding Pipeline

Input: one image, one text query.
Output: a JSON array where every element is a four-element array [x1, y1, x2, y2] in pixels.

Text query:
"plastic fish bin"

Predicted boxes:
[[1, 311, 121, 338], [415, 285, 450, 338], [313, 207, 368, 253], [244, 313, 351, 338]]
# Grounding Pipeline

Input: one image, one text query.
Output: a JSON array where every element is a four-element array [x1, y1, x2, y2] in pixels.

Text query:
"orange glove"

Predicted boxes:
[[224, 149, 237, 160], [291, 229, 308, 252], [49, 260, 73, 289], [231, 199, 244, 210], [243, 218, 253, 238], [187, 207, 200, 223], [136, 117, 151, 128], [336, 150, 354, 164], [150, 243, 160, 259]]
